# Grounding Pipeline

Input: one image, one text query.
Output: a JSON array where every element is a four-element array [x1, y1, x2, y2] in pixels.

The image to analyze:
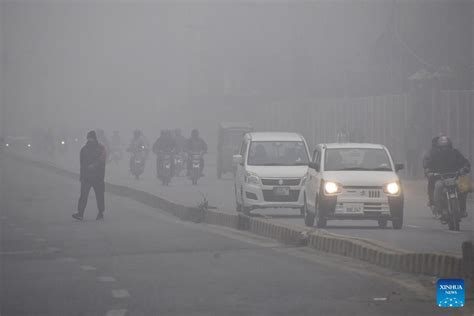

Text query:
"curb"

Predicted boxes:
[[8, 152, 471, 290]]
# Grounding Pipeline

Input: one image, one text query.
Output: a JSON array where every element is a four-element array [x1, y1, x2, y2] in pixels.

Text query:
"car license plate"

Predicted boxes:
[[344, 203, 363, 213], [274, 187, 290, 196]]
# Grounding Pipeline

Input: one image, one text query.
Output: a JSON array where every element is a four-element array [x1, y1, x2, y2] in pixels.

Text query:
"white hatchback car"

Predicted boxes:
[[233, 132, 310, 215], [303, 143, 404, 229]]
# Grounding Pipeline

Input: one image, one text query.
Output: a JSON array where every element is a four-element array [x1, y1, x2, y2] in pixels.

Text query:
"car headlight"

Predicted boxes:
[[324, 181, 341, 195], [384, 182, 400, 195], [5, 143, 9, 147], [245, 173, 260, 185]]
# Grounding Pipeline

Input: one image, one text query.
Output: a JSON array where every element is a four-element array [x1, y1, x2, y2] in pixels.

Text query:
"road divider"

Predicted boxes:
[[8, 152, 472, 295]]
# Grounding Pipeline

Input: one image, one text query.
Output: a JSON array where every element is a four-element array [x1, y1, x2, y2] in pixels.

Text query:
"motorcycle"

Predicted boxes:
[[157, 152, 173, 186], [189, 152, 203, 185], [174, 152, 185, 177], [432, 172, 463, 231], [130, 146, 147, 180], [109, 147, 123, 165]]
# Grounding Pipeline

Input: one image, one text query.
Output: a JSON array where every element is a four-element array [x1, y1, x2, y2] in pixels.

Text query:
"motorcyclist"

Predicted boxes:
[[425, 136, 471, 219], [186, 129, 208, 176], [173, 128, 187, 154], [423, 133, 445, 207], [152, 130, 177, 178], [127, 130, 149, 170]]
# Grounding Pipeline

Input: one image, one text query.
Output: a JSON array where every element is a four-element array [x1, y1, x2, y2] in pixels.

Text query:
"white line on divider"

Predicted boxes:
[[112, 289, 130, 299], [373, 297, 387, 301], [105, 309, 127, 316], [80, 265, 97, 271], [98, 276, 116, 282], [405, 225, 421, 228], [444, 231, 462, 234]]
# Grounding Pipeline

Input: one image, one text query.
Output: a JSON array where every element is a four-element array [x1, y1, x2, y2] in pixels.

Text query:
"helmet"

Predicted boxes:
[[437, 136, 452, 149], [191, 129, 199, 138]]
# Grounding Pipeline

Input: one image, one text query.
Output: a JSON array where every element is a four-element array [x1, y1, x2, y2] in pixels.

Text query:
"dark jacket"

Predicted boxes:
[[153, 136, 176, 154], [80, 140, 106, 183], [426, 148, 470, 174], [186, 137, 207, 153]]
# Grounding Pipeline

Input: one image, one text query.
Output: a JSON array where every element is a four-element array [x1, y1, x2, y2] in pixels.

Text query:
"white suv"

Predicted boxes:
[[303, 143, 404, 229], [233, 132, 310, 215]]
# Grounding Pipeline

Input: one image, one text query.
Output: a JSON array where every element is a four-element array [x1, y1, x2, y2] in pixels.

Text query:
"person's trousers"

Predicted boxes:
[[77, 180, 105, 216]]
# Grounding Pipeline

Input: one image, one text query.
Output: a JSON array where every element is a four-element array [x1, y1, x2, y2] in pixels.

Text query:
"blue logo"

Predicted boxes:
[[437, 279, 464, 308]]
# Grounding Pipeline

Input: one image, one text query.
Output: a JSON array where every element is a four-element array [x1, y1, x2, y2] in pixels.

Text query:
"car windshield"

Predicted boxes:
[[324, 148, 392, 171], [247, 141, 309, 166]]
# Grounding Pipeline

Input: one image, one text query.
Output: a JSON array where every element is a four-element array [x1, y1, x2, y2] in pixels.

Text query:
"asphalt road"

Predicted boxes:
[[2, 156, 473, 315], [36, 149, 474, 256]]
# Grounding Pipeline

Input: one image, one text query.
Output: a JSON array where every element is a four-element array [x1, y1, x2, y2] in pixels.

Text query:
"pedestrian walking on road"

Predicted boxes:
[[73, 130, 107, 221]]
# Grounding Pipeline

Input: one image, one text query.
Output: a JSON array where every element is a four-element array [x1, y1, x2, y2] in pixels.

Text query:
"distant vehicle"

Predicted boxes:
[[303, 143, 404, 229], [233, 132, 310, 215], [189, 151, 204, 185], [217, 122, 253, 179], [130, 146, 147, 180], [157, 151, 174, 186], [4, 136, 33, 151]]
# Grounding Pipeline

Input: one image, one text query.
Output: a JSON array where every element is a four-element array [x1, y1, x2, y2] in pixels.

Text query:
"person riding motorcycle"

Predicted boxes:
[[152, 130, 177, 178], [425, 136, 471, 219], [186, 129, 208, 176], [173, 129, 187, 154], [423, 133, 445, 207], [127, 130, 149, 170]]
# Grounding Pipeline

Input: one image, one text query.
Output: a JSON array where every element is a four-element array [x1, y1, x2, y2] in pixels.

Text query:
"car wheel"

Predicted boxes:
[[303, 196, 315, 227], [392, 218, 403, 230], [378, 219, 388, 229], [315, 196, 327, 228]]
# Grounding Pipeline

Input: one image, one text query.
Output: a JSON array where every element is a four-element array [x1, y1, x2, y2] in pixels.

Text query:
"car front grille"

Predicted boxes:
[[262, 190, 300, 202], [261, 178, 301, 186]]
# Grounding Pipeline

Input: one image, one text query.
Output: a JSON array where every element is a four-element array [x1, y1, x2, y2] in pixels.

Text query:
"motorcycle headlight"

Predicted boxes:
[[27, 144, 31, 148], [61, 141, 65, 145], [5, 143, 9, 147], [384, 182, 400, 195], [324, 181, 341, 195], [245, 173, 260, 185]]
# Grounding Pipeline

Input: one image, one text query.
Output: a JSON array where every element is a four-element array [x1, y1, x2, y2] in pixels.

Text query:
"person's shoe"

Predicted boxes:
[[72, 213, 83, 221], [96, 213, 104, 220]]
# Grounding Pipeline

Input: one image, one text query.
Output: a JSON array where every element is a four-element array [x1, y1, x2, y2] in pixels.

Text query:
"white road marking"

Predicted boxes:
[[105, 309, 127, 316], [80, 265, 97, 271], [444, 230, 461, 234], [98, 276, 116, 282], [46, 247, 61, 252], [59, 257, 77, 263], [405, 225, 421, 229], [373, 297, 387, 301], [112, 289, 130, 299], [34, 238, 46, 242]]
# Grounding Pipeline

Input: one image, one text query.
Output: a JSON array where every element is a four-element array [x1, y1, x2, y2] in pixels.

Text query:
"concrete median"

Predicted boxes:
[[8, 152, 471, 291]]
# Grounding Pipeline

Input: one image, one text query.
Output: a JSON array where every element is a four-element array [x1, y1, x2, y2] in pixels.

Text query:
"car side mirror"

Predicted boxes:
[[233, 154, 243, 165], [309, 162, 320, 171], [395, 163, 404, 172]]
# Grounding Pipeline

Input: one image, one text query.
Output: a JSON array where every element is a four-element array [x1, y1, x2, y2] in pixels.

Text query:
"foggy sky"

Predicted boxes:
[[0, 1, 472, 144]]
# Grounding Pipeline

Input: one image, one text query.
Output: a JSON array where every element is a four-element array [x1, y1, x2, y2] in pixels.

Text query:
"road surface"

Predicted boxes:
[[2, 156, 472, 315]]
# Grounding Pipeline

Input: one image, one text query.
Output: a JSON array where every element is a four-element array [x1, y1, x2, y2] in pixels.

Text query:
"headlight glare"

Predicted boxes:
[[324, 181, 340, 194], [384, 182, 400, 195]]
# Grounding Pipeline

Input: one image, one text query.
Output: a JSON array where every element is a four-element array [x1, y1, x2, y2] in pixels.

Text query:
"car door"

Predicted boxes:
[[307, 147, 321, 210]]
